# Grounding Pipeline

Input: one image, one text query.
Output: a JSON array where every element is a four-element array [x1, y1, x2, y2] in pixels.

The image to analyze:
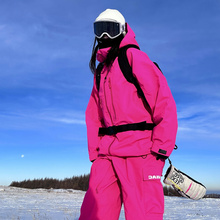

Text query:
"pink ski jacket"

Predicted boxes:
[[86, 24, 178, 162]]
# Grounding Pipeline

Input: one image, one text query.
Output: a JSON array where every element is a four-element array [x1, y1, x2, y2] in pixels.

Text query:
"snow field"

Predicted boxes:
[[0, 186, 219, 220]]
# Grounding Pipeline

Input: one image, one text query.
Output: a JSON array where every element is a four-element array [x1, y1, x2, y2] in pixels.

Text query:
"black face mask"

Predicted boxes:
[[97, 34, 124, 49]]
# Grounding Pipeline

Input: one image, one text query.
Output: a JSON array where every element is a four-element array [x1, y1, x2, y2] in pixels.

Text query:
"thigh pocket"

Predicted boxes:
[[143, 166, 163, 181], [143, 153, 165, 180], [142, 159, 165, 214]]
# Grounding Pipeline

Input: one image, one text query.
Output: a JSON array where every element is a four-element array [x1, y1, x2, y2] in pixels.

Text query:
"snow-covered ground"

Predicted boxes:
[[0, 186, 219, 220]]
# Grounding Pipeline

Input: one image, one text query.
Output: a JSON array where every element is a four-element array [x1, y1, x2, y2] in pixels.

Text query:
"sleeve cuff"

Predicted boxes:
[[151, 145, 171, 157]]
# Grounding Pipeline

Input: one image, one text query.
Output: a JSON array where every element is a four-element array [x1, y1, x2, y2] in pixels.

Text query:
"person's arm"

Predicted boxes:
[[128, 49, 178, 157], [85, 75, 102, 162]]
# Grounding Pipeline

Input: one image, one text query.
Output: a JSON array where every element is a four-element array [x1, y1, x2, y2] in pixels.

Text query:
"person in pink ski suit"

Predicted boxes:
[[79, 9, 178, 220]]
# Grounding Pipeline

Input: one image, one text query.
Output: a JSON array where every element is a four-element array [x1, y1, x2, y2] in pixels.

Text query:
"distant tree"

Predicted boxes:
[[10, 174, 90, 191], [163, 185, 181, 197], [10, 176, 219, 199], [163, 185, 168, 195], [204, 194, 220, 199]]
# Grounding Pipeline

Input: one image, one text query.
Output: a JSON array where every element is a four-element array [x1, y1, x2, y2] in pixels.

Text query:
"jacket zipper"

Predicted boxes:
[[104, 73, 114, 126], [104, 72, 116, 156], [108, 78, 116, 120]]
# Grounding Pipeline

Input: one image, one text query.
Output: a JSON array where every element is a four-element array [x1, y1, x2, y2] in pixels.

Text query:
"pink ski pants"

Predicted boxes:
[[79, 153, 165, 220]]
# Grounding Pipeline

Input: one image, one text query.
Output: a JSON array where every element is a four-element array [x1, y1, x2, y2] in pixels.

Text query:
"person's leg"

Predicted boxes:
[[112, 154, 165, 220], [79, 157, 122, 220]]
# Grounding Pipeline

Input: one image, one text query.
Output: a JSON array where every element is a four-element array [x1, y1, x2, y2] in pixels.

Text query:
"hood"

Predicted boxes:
[[96, 23, 139, 63], [119, 23, 139, 48]]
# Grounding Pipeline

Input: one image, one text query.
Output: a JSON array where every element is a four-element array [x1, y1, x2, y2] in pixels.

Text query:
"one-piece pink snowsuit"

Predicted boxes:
[[79, 24, 178, 220]]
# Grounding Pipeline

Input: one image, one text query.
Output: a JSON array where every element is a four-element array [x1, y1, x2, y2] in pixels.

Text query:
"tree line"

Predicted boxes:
[[10, 175, 179, 195], [163, 185, 220, 198], [10, 175, 220, 198], [10, 174, 90, 191]]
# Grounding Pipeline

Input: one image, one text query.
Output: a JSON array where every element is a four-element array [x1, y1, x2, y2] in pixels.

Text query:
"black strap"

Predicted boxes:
[[118, 44, 140, 84], [118, 45, 151, 110], [167, 145, 178, 165], [99, 121, 155, 136], [153, 62, 163, 73]]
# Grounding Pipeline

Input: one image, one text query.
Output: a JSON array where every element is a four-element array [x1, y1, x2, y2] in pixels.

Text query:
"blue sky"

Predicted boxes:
[[0, 0, 220, 191]]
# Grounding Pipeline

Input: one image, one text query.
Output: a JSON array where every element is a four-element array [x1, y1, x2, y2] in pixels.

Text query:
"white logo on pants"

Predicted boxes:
[[148, 175, 161, 180]]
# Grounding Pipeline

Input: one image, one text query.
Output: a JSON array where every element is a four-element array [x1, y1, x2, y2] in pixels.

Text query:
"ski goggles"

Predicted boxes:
[[94, 21, 125, 39]]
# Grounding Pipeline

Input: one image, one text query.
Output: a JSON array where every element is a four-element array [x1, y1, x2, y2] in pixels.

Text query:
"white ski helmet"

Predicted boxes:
[[94, 9, 126, 39]]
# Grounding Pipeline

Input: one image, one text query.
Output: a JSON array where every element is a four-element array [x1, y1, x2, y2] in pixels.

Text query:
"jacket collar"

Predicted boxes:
[[96, 23, 139, 63]]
